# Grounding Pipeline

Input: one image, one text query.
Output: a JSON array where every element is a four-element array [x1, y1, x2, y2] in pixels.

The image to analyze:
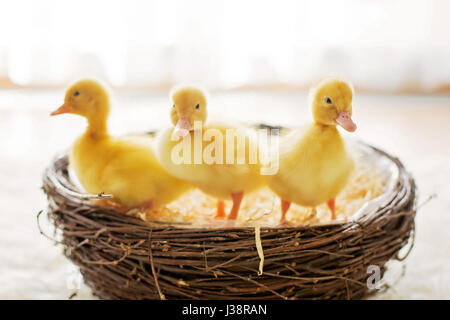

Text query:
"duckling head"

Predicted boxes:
[[50, 79, 110, 121], [170, 85, 208, 137], [310, 79, 357, 132]]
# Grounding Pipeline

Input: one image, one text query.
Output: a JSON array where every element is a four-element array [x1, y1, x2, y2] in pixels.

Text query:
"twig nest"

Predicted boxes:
[[42, 131, 416, 300]]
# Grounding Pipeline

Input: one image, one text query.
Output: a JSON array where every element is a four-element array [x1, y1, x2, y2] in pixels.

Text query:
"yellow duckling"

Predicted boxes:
[[50, 79, 189, 212], [267, 78, 357, 222], [156, 86, 264, 220]]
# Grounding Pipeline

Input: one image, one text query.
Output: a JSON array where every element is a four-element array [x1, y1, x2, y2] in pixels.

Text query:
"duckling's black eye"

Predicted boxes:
[[73, 91, 80, 97], [173, 104, 175, 108], [326, 97, 332, 104], [195, 104, 200, 109]]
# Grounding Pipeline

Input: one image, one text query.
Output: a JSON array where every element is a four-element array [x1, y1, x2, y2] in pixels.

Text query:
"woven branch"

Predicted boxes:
[[41, 132, 416, 300]]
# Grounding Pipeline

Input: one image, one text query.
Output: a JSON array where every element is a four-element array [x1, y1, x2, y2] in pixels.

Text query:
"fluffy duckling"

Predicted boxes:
[[51, 79, 190, 211], [267, 78, 357, 222], [156, 86, 264, 220]]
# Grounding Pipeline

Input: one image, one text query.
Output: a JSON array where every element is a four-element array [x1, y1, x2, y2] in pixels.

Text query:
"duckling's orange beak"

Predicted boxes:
[[174, 118, 191, 137], [335, 111, 357, 132], [50, 103, 71, 116]]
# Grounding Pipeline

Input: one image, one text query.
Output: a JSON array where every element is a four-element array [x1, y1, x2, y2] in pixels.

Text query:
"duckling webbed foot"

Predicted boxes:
[[327, 198, 336, 220]]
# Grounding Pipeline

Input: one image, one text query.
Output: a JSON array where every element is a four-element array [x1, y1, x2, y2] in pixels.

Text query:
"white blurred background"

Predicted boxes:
[[0, 0, 449, 92]]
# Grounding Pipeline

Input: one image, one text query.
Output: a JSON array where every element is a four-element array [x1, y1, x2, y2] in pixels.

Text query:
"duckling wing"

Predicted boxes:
[[98, 137, 187, 207]]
